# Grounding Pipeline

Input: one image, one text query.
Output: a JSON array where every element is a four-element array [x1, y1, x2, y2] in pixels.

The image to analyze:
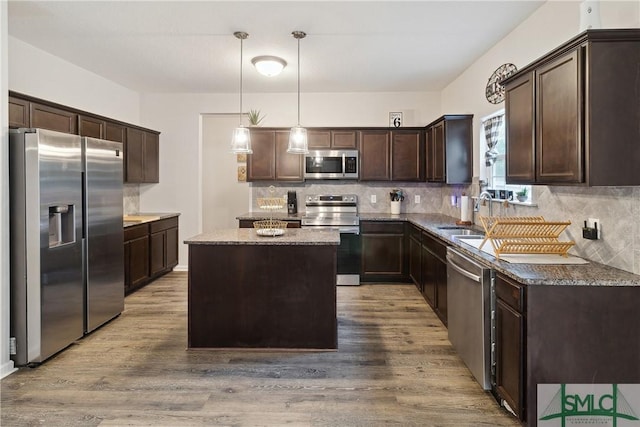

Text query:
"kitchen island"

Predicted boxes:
[[184, 228, 340, 350]]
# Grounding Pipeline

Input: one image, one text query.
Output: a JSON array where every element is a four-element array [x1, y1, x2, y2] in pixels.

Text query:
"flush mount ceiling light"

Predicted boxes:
[[287, 31, 308, 155], [230, 31, 252, 154], [252, 56, 287, 77]]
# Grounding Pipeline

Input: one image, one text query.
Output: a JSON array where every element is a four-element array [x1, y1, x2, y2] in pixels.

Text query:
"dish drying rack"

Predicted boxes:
[[478, 216, 575, 259], [254, 189, 288, 237]]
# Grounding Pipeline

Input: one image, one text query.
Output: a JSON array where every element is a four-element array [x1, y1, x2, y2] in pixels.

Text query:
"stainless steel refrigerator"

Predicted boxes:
[[9, 128, 124, 365]]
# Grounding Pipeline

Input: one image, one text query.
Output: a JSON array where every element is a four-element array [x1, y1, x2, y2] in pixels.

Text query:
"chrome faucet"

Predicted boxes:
[[475, 191, 494, 217]]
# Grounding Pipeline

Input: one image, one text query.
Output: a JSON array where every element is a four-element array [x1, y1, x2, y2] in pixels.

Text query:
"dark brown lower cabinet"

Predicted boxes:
[[408, 225, 422, 292], [149, 217, 179, 278], [124, 216, 179, 294], [420, 232, 448, 325], [494, 274, 525, 420], [124, 224, 150, 294], [360, 221, 407, 282], [503, 278, 640, 427]]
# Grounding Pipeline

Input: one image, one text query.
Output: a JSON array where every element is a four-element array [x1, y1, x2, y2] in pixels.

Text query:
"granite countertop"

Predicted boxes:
[[362, 212, 640, 287], [236, 212, 304, 221], [233, 210, 640, 286], [184, 228, 340, 246], [123, 212, 180, 228]]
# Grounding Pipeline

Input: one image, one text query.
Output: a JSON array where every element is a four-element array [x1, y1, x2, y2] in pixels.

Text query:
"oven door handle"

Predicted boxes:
[[447, 257, 481, 282], [338, 226, 360, 235]]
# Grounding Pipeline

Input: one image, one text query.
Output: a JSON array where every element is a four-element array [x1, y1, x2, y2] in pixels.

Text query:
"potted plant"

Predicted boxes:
[[389, 189, 404, 214], [247, 109, 265, 126], [516, 187, 528, 202]]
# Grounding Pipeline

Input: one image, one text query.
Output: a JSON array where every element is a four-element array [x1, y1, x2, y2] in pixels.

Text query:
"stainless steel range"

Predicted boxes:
[[302, 194, 361, 286]]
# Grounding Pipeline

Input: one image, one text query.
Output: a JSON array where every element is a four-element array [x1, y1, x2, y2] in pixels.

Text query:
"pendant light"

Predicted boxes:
[[230, 31, 252, 154], [287, 31, 308, 154]]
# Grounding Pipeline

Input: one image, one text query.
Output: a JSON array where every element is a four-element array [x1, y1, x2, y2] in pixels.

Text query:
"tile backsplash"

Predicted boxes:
[[252, 182, 472, 216], [252, 181, 640, 276], [123, 184, 140, 214]]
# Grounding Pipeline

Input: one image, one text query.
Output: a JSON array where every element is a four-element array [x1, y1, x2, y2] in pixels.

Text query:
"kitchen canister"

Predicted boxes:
[[391, 200, 401, 215]]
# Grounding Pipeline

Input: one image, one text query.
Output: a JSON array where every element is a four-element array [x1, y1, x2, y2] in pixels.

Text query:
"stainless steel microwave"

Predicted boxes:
[[304, 150, 358, 180]]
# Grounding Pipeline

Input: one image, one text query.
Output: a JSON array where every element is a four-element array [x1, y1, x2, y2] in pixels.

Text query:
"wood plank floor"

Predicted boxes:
[[1, 272, 519, 426]]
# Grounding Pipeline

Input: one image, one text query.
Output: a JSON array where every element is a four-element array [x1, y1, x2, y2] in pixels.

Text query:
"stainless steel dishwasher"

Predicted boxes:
[[446, 246, 494, 390]]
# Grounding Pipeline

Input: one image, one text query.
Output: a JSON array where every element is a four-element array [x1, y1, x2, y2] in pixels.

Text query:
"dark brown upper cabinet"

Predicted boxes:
[[125, 128, 160, 183], [360, 128, 426, 182], [391, 130, 424, 181], [246, 129, 303, 182], [9, 92, 161, 184], [30, 102, 78, 134], [275, 131, 304, 181], [78, 115, 106, 138], [307, 129, 357, 149], [247, 130, 276, 181], [425, 115, 473, 184], [504, 29, 640, 186], [359, 130, 391, 181], [9, 96, 30, 128], [105, 122, 126, 144], [504, 72, 535, 183]]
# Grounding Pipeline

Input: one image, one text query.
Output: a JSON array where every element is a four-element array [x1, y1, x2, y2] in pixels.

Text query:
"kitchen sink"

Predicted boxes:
[[451, 229, 482, 236], [437, 225, 484, 238], [451, 234, 485, 240]]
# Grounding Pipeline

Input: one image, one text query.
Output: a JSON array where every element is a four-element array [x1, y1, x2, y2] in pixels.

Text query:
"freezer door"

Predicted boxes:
[[10, 129, 85, 365], [83, 137, 124, 333]]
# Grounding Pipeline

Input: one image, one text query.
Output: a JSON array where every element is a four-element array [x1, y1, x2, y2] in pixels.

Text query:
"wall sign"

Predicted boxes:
[[389, 112, 402, 128], [485, 63, 518, 104]]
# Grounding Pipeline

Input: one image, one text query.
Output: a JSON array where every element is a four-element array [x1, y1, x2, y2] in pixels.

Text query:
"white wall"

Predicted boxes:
[[139, 91, 441, 268], [1, 0, 17, 379], [202, 115, 251, 231], [8, 37, 140, 124]]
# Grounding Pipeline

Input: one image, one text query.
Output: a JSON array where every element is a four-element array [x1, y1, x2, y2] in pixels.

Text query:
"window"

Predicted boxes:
[[480, 109, 531, 202]]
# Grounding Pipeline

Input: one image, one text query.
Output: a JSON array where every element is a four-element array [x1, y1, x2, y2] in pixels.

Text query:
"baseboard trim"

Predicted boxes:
[[0, 361, 17, 379]]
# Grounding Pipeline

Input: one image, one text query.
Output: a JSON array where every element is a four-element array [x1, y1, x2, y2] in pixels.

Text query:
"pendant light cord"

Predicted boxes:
[[292, 31, 306, 127], [240, 35, 244, 125], [234, 32, 248, 127], [297, 36, 300, 126]]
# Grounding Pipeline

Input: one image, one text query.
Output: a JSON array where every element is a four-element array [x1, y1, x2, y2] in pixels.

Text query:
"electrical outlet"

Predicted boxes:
[[588, 218, 601, 238], [371, 194, 377, 203], [414, 195, 420, 204]]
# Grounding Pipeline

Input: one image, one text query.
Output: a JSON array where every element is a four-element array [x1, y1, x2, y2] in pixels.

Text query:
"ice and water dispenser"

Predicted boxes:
[[48, 205, 75, 248]]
